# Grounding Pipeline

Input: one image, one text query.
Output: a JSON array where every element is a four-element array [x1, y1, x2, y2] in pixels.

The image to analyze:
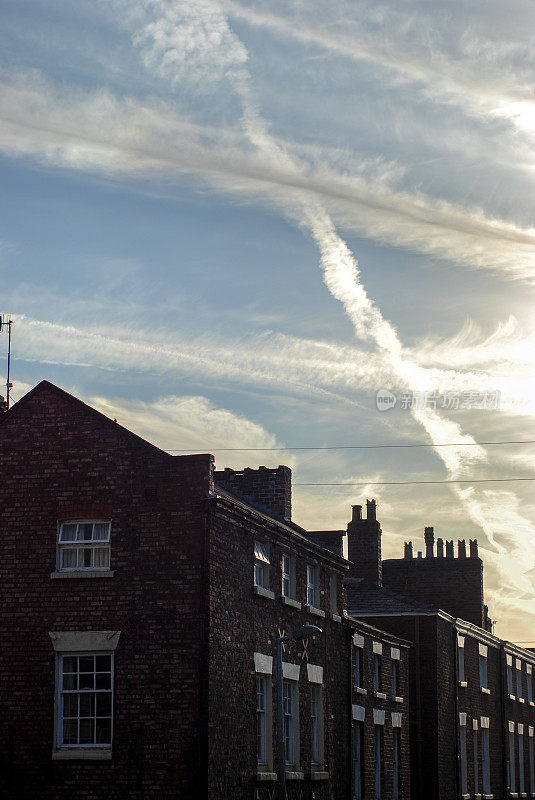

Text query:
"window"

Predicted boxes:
[[527, 665, 533, 704], [281, 552, 296, 600], [519, 728, 525, 796], [283, 680, 296, 765], [509, 725, 516, 794], [254, 541, 270, 590], [479, 645, 488, 690], [516, 660, 523, 700], [254, 652, 273, 773], [373, 653, 381, 694], [310, 684, 324, 766], [459, 718, 467, 796], [306, 564, 319, 608], [353, 720, 364, 800], [481, 721, 490, 795], [473, 720, 479, 796], [58, 521, 110, 571], [457, 636, 465, 684], [374, 725, 383, 800], [507, 654, 514, 696], [353, 646, 364, 689], [257, 676, 267, 766], [393, 727, 402, 800], [58, 654, 113, 749], [529, 730, 534, 795], [392, 660, 399, 699], [329, 573, 338, 615]]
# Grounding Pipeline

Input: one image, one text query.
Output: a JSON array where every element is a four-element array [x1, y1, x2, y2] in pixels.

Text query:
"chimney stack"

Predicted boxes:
[[436, 538, 444, 558], [424, 526, 435, 558], [347, 498, 382, 585], [469, 539, 479, 558], [446, 540, 454, 558], [404, 541, 413, 560], [458, 540, 466, 558]]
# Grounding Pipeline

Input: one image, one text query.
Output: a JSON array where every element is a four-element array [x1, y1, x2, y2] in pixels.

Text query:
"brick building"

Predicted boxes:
[[0, 381, 410, 800], [343, 500, 535, 800]]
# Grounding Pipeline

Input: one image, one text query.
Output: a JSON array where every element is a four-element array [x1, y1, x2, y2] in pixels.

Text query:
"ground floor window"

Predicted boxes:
[[59, 654, 113, 747]]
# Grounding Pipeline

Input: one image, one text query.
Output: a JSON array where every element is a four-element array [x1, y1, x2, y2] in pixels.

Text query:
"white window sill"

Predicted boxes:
[[355, 687, 367, 696], [311, 771, 329, 780], [52, 749, 111, 760], [529, 701, 535, 707], [394, 696, 404, 704], [459, 681, 467, 688], [282, 596, 301, 610], [305, 605, 325, 618], [330, 613, 342, 623], [518, 697, 525, 703], [483, 795, 493, 799], [508, 694, 516, 700], [256, 772, 276, 781], [461, 794, 470, 799], [285, 771, 304, 780], [254, 586, 275, 600], [374, 691, 387, 700], [481, 687, 491, 695], [50, 570, 114, 579]]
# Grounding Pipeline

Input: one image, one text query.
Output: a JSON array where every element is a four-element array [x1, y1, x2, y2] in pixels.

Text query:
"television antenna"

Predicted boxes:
[[0, 315, 13, 410]]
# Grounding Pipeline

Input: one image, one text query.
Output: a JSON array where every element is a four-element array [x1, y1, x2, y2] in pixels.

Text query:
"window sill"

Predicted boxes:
[[52, 749, 111, 760], [529, 701, 535, 707], [330, 613, 342, 623], [393, 696, 404, 704], [282, 596, 301, 610], [285, 771, 304, 780], [481, 687, 491, 695], [305, 605, 325, 618], [518, 697, 525, 704], [256, 772, 276, 781], [50, 570, 114, 579], [311, 771, 329, 781], [254, 586, 275, 600], [482, 795, 493, 799], [374, 692, 387, 700], [459, 681, 467, 688], [508, 694, 516, 701], [355, 687, 367, 696]]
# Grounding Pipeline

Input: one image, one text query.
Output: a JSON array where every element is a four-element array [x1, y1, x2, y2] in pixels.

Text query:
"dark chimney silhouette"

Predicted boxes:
[[347, 498, 382, 585], [424, 526, 435, 558]]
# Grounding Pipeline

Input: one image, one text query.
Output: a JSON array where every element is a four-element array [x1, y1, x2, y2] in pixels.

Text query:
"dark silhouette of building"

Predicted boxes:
[[0, 381, 411, 800], [344, 500, 535, 800]]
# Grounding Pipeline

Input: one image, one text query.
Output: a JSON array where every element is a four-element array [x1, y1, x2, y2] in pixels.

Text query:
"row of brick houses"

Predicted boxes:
[[0, 380, 533, 799]]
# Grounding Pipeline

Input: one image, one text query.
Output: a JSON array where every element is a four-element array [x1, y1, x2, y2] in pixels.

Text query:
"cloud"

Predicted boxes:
[[1, 72, 535, 278]]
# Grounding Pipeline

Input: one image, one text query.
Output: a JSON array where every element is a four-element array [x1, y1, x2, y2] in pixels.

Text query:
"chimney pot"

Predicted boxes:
[[436, 538, 444, 557], [469, 539, 479, 558], [404, 541, 413, 559], [445, 540, 454, 558], [458, 540, 466, 558], [366, 498, 377, 520], [352, 504, 362, 521], [424, 526, 435, 558]]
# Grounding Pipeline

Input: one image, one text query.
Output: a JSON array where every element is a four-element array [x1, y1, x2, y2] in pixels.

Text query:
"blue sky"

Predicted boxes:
[[1, 0, 534, 640]]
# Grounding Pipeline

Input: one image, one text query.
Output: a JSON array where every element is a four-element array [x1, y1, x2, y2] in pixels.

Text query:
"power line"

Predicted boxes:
[[168, 439, 535, 453], [294, 477, 535, 486]]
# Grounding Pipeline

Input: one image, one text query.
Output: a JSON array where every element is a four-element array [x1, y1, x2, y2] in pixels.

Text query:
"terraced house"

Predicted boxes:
[[0, 381, 410, 800]]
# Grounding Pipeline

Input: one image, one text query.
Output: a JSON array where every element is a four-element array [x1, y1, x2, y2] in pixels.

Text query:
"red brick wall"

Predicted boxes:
[[0, 383, 213, 800]]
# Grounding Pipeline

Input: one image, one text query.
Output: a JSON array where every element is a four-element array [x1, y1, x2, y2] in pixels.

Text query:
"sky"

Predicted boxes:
[[1, 0, 534, 641]]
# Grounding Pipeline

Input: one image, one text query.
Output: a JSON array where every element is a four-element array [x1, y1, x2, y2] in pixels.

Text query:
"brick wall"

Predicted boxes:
[[213, 465, 292, 520], [0, 382, 213, 800]]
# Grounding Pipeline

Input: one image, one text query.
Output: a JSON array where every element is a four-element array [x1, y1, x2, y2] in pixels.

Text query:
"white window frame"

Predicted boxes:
[[281, 552, 296, 600], [57, 520, 111, 572], [254, 540, 271, 591], [254, 653, 273, 774], [310, 684, 324, 767], [306, 564, 320, 609], [507, 654, 514, 696], [49, 631, 120, 760], [516, 659, 524, 701], [283, 679, 299, 767]]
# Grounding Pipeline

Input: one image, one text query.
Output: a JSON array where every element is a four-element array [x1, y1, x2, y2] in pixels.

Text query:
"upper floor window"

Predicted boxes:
[[329, 573, 338, 615], [479, 644, 488, 690], [307, 565, 320, 608], [506, 655, 514, 696], [281, 553, 296, 600], [516, 660, 523, 700], [392, 659, 399, 698], [457, 636, 465, 684], [373, 653, 382, 694], [353, 646, 364, 689], [254, 541, 270, 590], [527, 664, 533, 704], [58, 521, 110, 571]]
